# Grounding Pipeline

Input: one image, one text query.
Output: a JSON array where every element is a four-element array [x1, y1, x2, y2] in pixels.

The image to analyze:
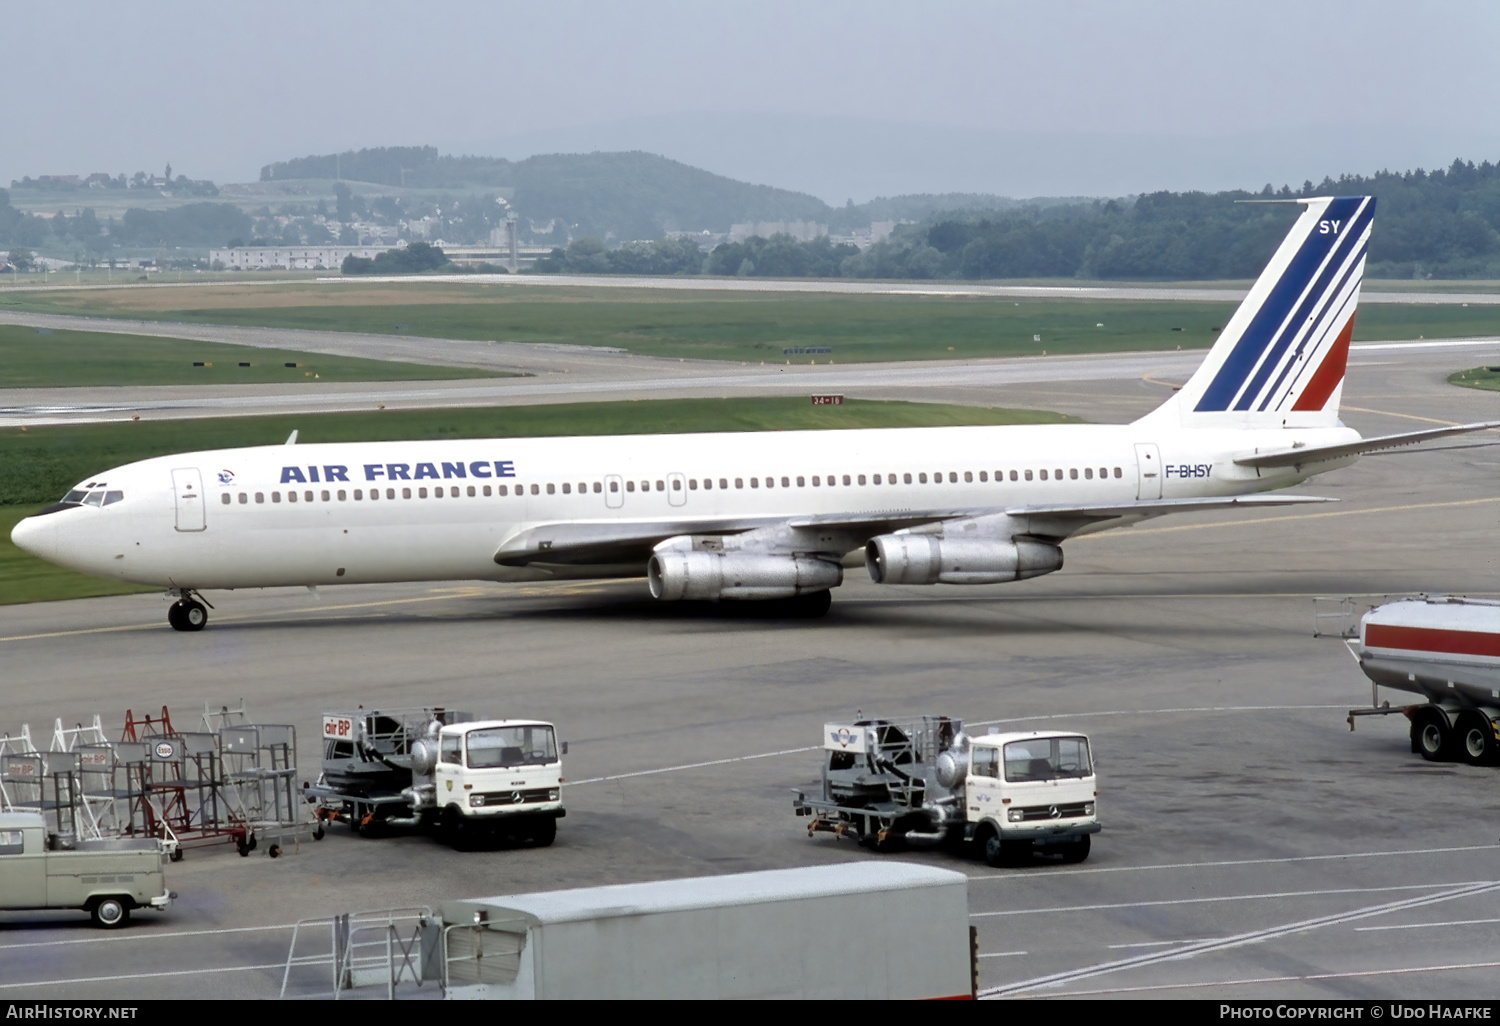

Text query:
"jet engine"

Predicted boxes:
[[648, 549, 842, 601], [865, 534, 1062, 585]]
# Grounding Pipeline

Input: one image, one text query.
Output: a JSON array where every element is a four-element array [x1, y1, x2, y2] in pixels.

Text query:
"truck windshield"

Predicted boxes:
[[466, 725, 557, 769], [1003, 737, 1091, 782]]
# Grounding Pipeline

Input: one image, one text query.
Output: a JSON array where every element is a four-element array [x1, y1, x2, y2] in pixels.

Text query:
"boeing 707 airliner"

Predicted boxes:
[[12, 196, 1496, 630]]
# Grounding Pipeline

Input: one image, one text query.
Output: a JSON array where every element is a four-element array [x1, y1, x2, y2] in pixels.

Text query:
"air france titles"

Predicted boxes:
[[279, 462, 516, 484]]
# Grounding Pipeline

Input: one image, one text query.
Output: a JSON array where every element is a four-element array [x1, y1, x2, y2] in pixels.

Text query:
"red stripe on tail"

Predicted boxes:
[[1291, 316, 1354, 412]]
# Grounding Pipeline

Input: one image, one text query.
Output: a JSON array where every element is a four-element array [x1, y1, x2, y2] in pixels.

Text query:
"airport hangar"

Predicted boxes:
[[1, 313, 1498, 999]]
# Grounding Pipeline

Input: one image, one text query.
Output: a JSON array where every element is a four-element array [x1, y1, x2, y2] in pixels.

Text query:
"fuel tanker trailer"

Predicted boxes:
[[1346, 596, 1500, 764]]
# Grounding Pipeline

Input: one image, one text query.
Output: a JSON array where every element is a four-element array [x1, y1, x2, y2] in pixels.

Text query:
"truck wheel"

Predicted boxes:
[[979, 828, 1006, 868], [531, 817, 557, 847], [1059, 835, 1091, 863], [1456, 713, 1498, 766], [441, 807, 467, 850], [1413, 708, 1453, 762], [90, 897, 131, 929]]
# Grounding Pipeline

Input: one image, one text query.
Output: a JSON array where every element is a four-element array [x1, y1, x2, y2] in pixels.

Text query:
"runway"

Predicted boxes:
[[1, 344, 1497, 999], [1, 328, 1497, 427]]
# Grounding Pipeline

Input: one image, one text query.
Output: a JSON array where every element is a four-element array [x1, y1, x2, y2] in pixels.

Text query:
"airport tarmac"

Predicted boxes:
[[1, 353, 1498, 1000]]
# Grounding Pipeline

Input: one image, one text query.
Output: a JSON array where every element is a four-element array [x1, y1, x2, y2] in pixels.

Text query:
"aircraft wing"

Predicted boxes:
[[1234, 421, 1500, 470], [496, 495, 1335, 566]]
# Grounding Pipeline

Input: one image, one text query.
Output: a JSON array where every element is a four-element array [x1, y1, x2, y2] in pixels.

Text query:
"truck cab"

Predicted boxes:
[[963, 731, 1099, 866], [430, 720, 564, 846]]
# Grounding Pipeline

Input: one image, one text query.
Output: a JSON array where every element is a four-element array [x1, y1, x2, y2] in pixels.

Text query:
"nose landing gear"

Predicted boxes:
[[167, 590, 211, 632]]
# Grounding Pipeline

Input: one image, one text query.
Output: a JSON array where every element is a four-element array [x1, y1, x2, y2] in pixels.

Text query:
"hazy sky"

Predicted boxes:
[[5, 1, 1499, 201]]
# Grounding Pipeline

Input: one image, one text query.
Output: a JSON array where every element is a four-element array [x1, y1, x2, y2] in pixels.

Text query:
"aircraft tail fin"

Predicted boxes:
[[1137, 196, 1374, 430]]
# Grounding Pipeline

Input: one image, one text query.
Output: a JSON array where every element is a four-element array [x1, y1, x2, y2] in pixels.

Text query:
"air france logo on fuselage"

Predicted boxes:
[[1163, 463, 1213, 479], [280, 461, 517, 484]]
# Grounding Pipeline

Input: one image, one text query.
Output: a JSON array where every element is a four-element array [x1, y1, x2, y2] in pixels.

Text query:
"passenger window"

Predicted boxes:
[[1024, 470, 1033, 481], [640, 481, 649, 492], [288, 491, 298, 503], [689, 479, 698, 490], [918, 473, 927, 484], [1009, 470, 1018, 481], [842, 475, 851, 486], [1099, 467, 1107, 478], [593, 482, 601, 493], [483, 485, 491, 496], [964, 471, 973, 483], [321, 490, 330, 501], [1039, 470, 1048, 481], [531, 484, 540, 495], [950, 472, 958, 483], [673, 479, 682, 491], [547, 483, 556, 495], [610, 481, 619, 493], [1069, 469, 1077, 480], [971, 747, 999, 779], [402, 488, 412, 499], [272, 492, 281, 503], [353, 489, 362, 500], [702, 479, 712, 490], [1055, 468, 1063, 479], [751, 478, 759, 488], [765, 477, 774, 489], [903, 473, 912, 484], [440, 736, 462, 765], [781, 477, 789, 488], [656, 480, 665, 492], [305, 491, 314, 502], [561, 483, 571, 494], [720, 479, 729, 489], [468, 485, 476, 497], [338, 490, 347, 500], [796, 476, 805, 487], [812, 476, 820, 486], [980, 471, 988, 482], [1084, 468, 1093, 479], [1114, 467, 1122, 478], [578, 482, 586, 494], [419, 487, 429, 498], [255, 492, 265, 504], [222, 494, 233, 505], [735, 479, 743, 489], [388, 488, 397, 499], [626, 481, 635, 492], [857, 474, 866, 485]]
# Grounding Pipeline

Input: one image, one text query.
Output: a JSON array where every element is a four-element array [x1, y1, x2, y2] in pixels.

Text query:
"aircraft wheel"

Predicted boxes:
[[180, 600, 208, 631], [1413, 707, 1453, 762], [166, 602, 185, 631], [1456, 713, 1498, 766]]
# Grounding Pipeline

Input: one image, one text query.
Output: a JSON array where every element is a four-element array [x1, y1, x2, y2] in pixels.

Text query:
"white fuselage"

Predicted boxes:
[[14, 420, 1355, 592]]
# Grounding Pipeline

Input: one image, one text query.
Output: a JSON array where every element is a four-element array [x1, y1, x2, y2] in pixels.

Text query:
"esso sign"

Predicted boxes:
[[322, 716, 354, 741]]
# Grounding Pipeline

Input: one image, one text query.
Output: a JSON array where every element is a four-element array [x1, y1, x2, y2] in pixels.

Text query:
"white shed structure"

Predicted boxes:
[[439, 861, 972, 1000]]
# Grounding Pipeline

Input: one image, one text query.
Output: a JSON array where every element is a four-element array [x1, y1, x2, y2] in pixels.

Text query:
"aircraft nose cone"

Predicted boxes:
[[10, 514, 58, 563]]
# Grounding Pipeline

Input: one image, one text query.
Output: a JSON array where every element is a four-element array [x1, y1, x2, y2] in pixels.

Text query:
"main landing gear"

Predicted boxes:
[[167, 590, 211, 632]]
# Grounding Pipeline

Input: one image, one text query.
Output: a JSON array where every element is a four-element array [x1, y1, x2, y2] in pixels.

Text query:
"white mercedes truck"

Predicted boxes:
[[793, 716, 1099, 866], [306, 708, 565, 848]]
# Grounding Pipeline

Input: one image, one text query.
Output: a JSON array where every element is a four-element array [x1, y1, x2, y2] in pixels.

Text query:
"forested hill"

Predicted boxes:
[[261, 148, 831, 239]]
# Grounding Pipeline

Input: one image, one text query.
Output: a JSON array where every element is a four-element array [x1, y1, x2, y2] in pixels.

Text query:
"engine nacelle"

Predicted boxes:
[[865, 535, 1063, 585], [648, 550, 843, 601]]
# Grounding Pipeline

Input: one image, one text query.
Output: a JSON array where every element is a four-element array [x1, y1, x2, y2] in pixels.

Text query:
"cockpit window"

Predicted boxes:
[[63, 490, 87, 504], [103, 491, 124, 506], [82, 491, 105, 507]]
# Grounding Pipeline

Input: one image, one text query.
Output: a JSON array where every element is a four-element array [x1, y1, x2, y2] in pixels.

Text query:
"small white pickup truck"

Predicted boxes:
[[0, 812, 172, 928]]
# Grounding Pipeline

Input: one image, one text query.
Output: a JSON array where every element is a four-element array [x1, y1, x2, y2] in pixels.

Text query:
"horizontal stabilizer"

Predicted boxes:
[[1234, 421, 1500, 469]]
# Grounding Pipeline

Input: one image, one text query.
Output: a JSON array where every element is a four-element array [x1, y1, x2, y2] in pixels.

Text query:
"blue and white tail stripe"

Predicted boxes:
[[1142, 196, 1375, 430]]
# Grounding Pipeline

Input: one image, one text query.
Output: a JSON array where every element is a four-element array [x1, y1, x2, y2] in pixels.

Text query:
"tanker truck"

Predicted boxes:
[[792, 715, 1099, 866], [1334, 596, 1500, 765]]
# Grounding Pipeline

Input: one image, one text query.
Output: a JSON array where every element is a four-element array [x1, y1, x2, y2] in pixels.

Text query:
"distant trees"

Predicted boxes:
[[341, 242, 447, 275]]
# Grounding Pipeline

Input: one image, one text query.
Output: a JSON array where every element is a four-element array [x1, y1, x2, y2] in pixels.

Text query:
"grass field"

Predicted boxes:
[[0, 396, 1073, 604], [1450, 366, 1500, 391], [8, 281, 1500, 365], [0, 323, 508, 388]]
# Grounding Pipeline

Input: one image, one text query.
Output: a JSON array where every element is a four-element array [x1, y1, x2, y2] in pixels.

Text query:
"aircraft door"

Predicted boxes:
[[604, 475, 624, 509], [1133, 443, 1162, 500], [171, 468, 207, 532], [667, 472, 686, 507]]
